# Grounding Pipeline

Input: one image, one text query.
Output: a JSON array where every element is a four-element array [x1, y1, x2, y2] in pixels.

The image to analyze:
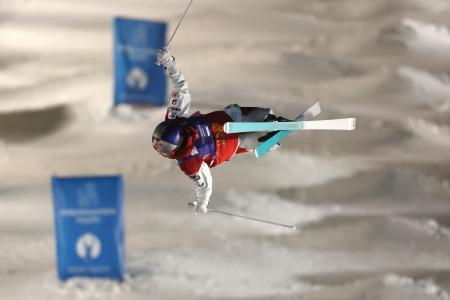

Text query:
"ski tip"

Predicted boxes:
[[312, 102, 321, 113], [350, 118, 356, 130]]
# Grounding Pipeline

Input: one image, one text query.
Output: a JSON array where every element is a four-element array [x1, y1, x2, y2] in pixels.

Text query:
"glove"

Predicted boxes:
[[156, 48, 175, 68], [192, 200, 208, 215]]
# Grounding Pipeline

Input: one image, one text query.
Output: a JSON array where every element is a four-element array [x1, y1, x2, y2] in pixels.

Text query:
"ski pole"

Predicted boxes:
[[166, 0, 195, 48], [187, 203, 297, 230]]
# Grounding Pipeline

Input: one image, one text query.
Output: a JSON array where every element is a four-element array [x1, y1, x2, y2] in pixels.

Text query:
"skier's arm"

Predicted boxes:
[[156, 48, 191, 119], [190, 162, 213, 214]]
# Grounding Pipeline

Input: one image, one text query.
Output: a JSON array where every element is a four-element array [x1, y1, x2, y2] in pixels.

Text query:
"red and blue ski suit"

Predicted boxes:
[[159, 53, 271, 209]]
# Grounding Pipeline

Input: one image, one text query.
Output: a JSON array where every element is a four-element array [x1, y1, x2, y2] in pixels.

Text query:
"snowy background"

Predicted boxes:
[[1, 0, 450, 299]]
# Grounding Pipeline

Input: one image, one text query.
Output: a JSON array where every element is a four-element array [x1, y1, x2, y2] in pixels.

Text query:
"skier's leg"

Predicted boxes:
[[237, 107, 274, 151], [242, 107, 273, 122], [238, 132, 264, 151], [256, 110, 290, 145], [225, 104, 284, 152], [224, 104, 244, 122], [224, 104, 275, 122], [238, 132, 281, 152]]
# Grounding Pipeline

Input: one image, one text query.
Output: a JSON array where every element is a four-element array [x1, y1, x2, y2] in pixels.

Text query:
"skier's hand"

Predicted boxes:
[[156, 48, 175, 68], [192, 200, 208, 215]]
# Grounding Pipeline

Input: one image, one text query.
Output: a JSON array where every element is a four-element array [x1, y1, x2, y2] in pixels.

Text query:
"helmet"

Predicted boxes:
[[152, 120, 185, 157]]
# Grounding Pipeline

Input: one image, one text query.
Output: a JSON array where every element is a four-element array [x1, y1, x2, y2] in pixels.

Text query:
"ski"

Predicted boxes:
[[224, 118, 356, 134], [255, 102, 321, 158]]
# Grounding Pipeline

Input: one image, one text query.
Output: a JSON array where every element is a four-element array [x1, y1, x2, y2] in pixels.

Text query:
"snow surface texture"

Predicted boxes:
[[1, 0, 450, 299]]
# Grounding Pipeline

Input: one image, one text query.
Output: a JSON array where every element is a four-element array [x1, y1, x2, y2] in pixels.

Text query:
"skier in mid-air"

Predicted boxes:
[[152, 48, 288, 214]]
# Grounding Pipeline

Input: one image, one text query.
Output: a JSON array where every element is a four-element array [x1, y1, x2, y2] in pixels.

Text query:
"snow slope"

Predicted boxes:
[[0, 0, 450, 299]]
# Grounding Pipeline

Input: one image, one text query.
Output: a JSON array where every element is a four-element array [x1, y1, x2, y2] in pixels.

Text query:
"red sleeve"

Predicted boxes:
[[177, 156, 203, 176]]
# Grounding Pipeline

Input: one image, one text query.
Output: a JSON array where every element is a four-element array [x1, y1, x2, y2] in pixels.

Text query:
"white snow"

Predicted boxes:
[[384, 274, 450, 300], [399, 19, 450, 55], [398, 66, 450, 110], [0, 0, 450, 299]]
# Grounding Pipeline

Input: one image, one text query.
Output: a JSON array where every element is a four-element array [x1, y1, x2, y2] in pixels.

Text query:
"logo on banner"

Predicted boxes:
[[77, 181, 99, 208], [76, 233, 102, 259], [127, 67, 148, 90]]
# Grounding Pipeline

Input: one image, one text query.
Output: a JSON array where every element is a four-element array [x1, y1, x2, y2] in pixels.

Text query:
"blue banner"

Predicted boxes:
[[52, 176, 125, 280], [114, 17, 167, 106]]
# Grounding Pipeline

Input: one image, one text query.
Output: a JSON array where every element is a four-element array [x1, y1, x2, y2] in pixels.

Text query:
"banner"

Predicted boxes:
[[114, 16, 167, 106], [52, 176, 125, 280]]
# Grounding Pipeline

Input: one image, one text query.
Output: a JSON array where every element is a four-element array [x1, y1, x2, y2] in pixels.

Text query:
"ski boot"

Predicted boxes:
[[258, 114, 290, 144]]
